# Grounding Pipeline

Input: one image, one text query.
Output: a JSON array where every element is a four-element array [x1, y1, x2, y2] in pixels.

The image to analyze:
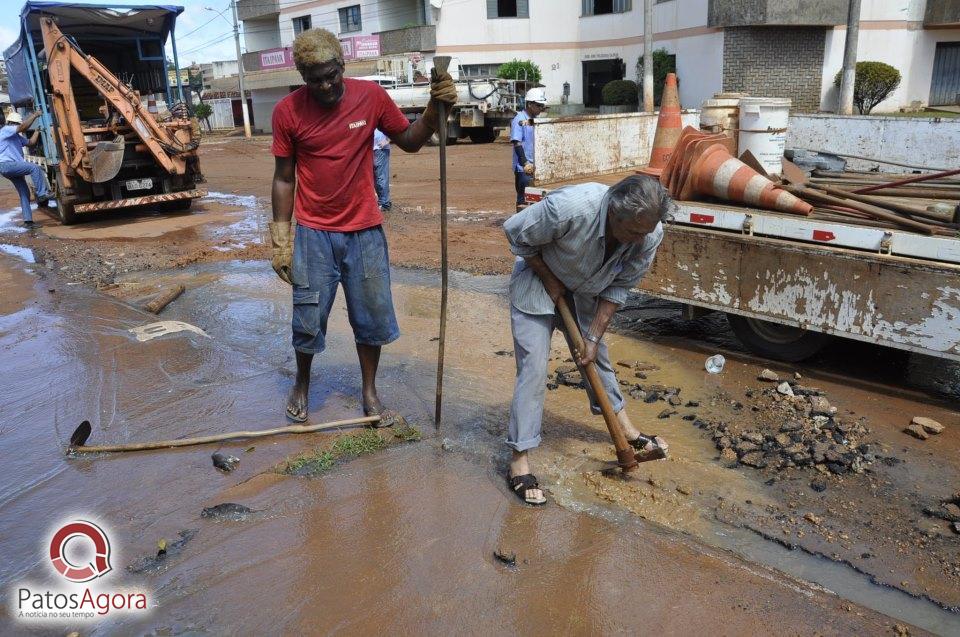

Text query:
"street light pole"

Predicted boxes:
[[838, 0, 861, 115], [230, 0, 252, 137], [642, 0, 654, 113]]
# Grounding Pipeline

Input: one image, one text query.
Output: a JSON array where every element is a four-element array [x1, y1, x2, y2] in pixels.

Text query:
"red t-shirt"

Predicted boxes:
[[271, 79, 409, 231]]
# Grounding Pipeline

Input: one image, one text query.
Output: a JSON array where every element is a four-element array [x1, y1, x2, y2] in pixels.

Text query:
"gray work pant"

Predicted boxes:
[[507, 297, 624, 452]]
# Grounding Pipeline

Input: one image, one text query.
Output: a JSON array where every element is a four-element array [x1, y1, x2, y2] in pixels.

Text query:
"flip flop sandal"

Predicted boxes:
[[363, 406, 407, 428], [629, 434, 668, 463], [285, 404, 308, 423], [508, 474, 547, 505]]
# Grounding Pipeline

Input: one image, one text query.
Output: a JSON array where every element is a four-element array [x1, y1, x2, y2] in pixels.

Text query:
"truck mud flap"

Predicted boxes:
[[73, 189, 207, 214]]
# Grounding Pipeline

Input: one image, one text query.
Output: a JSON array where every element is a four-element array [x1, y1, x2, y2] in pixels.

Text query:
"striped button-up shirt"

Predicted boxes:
[[503, 182, 663, 316]]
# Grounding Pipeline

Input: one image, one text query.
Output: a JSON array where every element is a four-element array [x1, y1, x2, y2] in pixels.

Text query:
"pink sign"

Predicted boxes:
[[259, 47, 294, 70], [339, 35, 380, 61]]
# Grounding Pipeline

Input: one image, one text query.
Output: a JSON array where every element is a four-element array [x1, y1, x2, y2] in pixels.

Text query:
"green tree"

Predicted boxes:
[[497, 59, 542, 84], [636, 48, 676, 106], [602, 80, 639, 106], [833, 61, 902, 114], [193, 102, 212, 120]]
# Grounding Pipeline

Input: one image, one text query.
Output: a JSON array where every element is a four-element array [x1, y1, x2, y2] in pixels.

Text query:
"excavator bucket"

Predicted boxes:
[[89, 135, 125, 183]]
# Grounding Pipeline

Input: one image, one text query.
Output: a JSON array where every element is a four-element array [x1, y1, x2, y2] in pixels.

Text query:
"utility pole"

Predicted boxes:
[[230, 0, 252, 137], [642, 0, 654, 113], [838, 0, 861, 115]]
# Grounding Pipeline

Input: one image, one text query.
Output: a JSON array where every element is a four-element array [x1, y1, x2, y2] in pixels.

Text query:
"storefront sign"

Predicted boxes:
[[259, 47, 294, 70], [340, 35, 380, 61]]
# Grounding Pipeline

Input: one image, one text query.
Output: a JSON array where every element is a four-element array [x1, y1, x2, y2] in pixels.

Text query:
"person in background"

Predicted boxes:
[[373, 128, 392, 211], [510, 88, 547, 213], [0, 110, 50, 226]]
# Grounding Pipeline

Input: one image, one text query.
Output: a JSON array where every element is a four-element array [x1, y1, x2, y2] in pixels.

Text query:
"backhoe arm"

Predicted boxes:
[[40, 17, 188, 183]]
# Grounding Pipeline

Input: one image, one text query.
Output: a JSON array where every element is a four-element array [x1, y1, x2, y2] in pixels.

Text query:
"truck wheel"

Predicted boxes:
[[53, 172, 78, 225], [468, 127, 498, 144], [726, 314, 829, 362]]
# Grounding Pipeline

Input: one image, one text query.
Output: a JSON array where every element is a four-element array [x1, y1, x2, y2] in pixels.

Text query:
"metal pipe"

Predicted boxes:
[[852, 168, 960, 194], [800, 149, 950, 172], [169, 20, 185, 104], [789, 185, 937, 234], [838, 0, 862, 115]]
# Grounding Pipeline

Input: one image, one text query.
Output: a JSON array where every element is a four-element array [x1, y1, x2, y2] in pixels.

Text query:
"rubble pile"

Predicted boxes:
[[694, 369, 883, 476]]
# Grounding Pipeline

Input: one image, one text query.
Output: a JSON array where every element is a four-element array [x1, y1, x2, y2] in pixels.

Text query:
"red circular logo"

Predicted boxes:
[[48, 520, 112, 582]]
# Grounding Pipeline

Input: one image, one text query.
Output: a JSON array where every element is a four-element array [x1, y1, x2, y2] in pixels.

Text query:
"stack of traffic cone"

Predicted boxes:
[[638, 73, 682, 178], [658, 127, 812, 216]]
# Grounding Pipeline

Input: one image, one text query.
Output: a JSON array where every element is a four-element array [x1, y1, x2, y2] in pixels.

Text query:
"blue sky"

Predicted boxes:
[[0, 1, 243, 66]]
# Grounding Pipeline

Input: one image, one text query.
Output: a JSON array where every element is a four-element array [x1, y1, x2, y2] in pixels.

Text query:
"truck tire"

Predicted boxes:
[[726, 314, 829, 362], [468, 127, 498, 144], [53, 171, 78, 225]]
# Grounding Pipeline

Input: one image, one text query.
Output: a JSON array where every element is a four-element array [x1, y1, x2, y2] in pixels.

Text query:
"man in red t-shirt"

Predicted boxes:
[[270, 28, 456, 424]]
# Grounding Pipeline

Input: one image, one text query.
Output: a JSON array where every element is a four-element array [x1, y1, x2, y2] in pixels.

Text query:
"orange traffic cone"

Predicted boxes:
[[690, 145, 812, 216], [638, 73, 682, 178]]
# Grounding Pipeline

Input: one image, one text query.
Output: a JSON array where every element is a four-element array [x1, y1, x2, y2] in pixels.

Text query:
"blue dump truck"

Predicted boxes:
[[3, 2, 205, 224]]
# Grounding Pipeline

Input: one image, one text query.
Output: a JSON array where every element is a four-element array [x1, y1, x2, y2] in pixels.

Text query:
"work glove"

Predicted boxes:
[[269, 221, 293, 285], [523, 162, 535, 176], [422, 67, 458, 131]]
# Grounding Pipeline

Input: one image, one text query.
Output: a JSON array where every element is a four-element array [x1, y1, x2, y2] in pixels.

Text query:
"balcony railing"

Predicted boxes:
[[376, 24, 436, 56], [237, 0, 278, 21]]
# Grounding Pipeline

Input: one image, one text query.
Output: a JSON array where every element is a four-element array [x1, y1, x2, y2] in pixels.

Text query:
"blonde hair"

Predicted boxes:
[[292, 28, 343, 68]]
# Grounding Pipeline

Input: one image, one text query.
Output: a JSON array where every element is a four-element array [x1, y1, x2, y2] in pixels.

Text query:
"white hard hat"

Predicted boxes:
[[524, 87, 547, 105], [5, 111, 22, 124]]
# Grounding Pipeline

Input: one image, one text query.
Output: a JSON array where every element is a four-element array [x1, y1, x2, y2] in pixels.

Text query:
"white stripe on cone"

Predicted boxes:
[[710, 158, 742, 200]]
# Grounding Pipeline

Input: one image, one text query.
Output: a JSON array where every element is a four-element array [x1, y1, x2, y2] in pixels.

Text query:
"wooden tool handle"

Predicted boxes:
[[70, 416, 381, 454], [555, 297, 637, 471], [433, 54, 452, 428]]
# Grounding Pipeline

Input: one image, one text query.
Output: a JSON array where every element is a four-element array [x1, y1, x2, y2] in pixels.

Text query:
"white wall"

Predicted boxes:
[[436, 0, 715, 107], [250, 86, 292, 133], [787, 113, 960, 171], [279, 0, 421, 46], [819, 0, 960, 111], [533, 111, 701, 183], [244, 16, 282, 51]]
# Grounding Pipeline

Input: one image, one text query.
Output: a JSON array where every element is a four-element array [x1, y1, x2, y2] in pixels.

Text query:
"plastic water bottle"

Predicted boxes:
[[705, 354, 726, 374]]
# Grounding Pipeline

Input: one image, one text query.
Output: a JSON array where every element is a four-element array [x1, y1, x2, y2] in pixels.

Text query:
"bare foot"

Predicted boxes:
[[286, 381, 308, 423], [362, 391, 406, 428]]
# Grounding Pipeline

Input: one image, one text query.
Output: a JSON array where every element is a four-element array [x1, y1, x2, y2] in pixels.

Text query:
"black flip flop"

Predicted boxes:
[[508, 473, 547, 505]]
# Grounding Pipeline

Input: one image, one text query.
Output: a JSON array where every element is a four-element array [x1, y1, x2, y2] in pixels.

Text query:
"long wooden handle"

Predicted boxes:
[[69, 416, 381, 454], [555, 297, 637, 471], [434, 55, 452, 429]]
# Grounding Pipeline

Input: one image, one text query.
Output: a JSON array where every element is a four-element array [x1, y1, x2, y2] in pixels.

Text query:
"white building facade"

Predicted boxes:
[[237, 0, 960, 132]]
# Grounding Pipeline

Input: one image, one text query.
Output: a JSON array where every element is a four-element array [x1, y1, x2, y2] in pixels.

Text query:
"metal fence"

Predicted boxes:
[[204, 98, 236, 130]]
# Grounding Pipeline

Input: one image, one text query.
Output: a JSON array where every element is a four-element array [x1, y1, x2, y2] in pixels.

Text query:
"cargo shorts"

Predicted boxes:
[[290, 223, 400, 354]]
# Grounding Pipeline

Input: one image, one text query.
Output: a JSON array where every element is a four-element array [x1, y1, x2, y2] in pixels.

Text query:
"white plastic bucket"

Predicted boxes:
[[738, 97, 791, 176], [700, 97, 740, 135]]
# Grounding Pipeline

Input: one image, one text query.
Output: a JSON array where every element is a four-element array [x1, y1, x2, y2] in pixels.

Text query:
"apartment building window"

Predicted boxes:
[[461, 63, 503, 78], [487, 0, 529, 19], [582, 0, 632, 16], [339, 5, 362, 33], [292, 15, 311, 35]]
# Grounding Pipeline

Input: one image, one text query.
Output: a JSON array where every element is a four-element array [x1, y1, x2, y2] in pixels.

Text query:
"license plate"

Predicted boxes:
[[125, 178, 153, 191]]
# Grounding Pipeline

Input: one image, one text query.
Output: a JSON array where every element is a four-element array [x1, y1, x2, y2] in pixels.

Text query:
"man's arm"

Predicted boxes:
[[268, 156, 296, 285], [388, 68, 458, 153], [16, 111, 41, 135], [25, 130, 40, 147], [271, 156, 296, 222]]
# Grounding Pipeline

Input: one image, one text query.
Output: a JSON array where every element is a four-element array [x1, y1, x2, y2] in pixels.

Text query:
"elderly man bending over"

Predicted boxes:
[[502, 175, 675, 505]]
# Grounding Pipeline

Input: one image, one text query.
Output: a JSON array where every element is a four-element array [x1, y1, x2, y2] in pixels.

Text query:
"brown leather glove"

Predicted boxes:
[[269, 221, 293, 285], [421, 67, 458, 131], [523, 162, 535, 176]]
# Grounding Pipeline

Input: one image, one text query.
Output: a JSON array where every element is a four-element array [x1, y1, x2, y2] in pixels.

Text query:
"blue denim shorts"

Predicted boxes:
[[291, 224, 400, 354]]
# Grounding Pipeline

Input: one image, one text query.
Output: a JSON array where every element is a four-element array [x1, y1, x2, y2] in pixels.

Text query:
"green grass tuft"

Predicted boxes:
[[277, 425, 419, 477]]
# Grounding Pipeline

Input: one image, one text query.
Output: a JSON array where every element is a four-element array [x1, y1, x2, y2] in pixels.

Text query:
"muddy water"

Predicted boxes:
[[0, 254, 949, 635]]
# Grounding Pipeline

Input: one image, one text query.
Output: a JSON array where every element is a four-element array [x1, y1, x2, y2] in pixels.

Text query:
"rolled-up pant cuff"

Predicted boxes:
[[505, 434, 541, 452], [591, 398, 625, 416]]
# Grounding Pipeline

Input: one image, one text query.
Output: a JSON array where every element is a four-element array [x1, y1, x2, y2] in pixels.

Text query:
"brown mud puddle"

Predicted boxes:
[[0, 254, 936, 635]]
